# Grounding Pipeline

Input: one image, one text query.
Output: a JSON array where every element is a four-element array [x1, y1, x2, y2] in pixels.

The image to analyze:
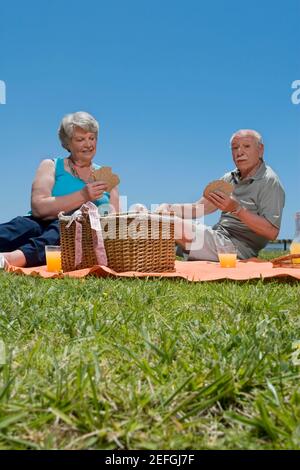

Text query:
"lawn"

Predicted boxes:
[[0, 251, 300, 450]]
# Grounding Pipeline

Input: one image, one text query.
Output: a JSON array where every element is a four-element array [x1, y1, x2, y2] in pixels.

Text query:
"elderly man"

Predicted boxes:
[[158, 129, 285, 260]]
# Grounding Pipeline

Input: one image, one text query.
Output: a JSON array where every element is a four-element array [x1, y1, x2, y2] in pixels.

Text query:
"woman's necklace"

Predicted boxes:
[[68, 156, 94, 183]]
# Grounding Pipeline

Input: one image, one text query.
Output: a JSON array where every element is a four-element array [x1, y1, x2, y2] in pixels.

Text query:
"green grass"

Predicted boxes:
[[257, 250, 287, 261], [1, 250, 300, 450]]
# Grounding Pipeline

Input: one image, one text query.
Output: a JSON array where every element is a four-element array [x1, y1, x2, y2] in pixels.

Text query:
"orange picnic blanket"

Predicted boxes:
[[4, 260, 300, 281]]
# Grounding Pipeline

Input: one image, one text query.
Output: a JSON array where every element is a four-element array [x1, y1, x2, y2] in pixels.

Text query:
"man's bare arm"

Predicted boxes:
[[207, 191, 279, 240], [156, 196, 218, 219]]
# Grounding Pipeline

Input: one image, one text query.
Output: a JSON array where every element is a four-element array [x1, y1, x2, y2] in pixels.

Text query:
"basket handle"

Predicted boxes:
[[101, 211, 176, 219]]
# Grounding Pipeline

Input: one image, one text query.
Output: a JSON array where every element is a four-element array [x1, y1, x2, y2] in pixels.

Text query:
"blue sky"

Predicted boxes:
[[0, 0, 299, 238]]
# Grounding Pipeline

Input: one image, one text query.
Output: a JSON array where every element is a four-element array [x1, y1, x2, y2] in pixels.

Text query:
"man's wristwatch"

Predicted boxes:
[[231, 205, 243, 216]]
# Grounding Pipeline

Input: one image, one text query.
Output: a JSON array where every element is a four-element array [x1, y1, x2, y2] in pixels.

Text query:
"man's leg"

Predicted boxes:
[[173, 218, 195, 259], [187, 223, 219, 261], [173, 217, 196, 246], [174, 218, 229, 262]]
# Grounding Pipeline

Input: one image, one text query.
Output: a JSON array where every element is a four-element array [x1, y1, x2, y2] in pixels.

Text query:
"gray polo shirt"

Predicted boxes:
[[213, 162, 285, 258]]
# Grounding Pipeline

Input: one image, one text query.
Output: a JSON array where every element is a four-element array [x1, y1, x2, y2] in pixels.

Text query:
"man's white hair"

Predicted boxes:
[[58, 111, 99, 151], [230, 129, 263, 147]]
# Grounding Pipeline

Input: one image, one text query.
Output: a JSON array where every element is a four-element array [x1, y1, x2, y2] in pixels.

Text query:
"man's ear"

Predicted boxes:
[[259, 143, 264, 160]]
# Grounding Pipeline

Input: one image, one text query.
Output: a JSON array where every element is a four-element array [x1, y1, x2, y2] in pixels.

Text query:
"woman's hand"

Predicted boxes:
[[81, 181, 108, 202], [205, 191, 239, 213]]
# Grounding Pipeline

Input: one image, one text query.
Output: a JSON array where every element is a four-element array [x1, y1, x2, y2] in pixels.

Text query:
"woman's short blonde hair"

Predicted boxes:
[[58, 111, 99, 150]]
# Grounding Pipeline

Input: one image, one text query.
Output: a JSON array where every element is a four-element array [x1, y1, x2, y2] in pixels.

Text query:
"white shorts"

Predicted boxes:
[[186, 223, 236, 262]]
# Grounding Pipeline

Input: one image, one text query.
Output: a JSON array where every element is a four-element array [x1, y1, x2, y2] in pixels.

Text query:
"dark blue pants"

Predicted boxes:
[[0, 216, 60, 267]]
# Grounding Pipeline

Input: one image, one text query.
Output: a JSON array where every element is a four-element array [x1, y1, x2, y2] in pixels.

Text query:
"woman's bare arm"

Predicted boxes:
[[31, 159, 108, 219], [109, 186, 120, 213]]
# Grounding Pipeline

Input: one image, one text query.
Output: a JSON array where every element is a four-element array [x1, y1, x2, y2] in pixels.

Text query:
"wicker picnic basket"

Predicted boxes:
[[59, 209, 98, 272], [271, 253, 300, 268], [59, 209, 176, 273]]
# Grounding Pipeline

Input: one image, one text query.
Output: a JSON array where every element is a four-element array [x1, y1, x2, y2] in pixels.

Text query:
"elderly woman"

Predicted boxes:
[[0, 111, 119, 268]]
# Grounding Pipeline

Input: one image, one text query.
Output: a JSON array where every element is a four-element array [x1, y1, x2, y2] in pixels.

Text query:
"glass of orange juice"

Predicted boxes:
[[45, 245, 62, 272], [290, 241, 300, 264], [216, 237, 237, 268]]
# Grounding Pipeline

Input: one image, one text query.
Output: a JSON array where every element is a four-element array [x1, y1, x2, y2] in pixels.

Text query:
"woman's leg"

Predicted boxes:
[[1, 250, 27, 267], [0, 217, 43, 267], [0, 216, 42, 251], [19, 220, 60, 267]]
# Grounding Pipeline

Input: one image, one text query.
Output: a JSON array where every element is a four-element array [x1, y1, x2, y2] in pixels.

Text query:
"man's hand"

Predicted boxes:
[[205, 190, 240, 213], [155, 203, 173, 214], [81, 181, 109, 202], [155, 203, 185, 217]]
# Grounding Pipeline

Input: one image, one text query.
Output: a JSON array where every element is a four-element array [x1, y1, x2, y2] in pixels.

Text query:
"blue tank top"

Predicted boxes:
[[27, 158, 110, 216], [52, 158, 110, 208]]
